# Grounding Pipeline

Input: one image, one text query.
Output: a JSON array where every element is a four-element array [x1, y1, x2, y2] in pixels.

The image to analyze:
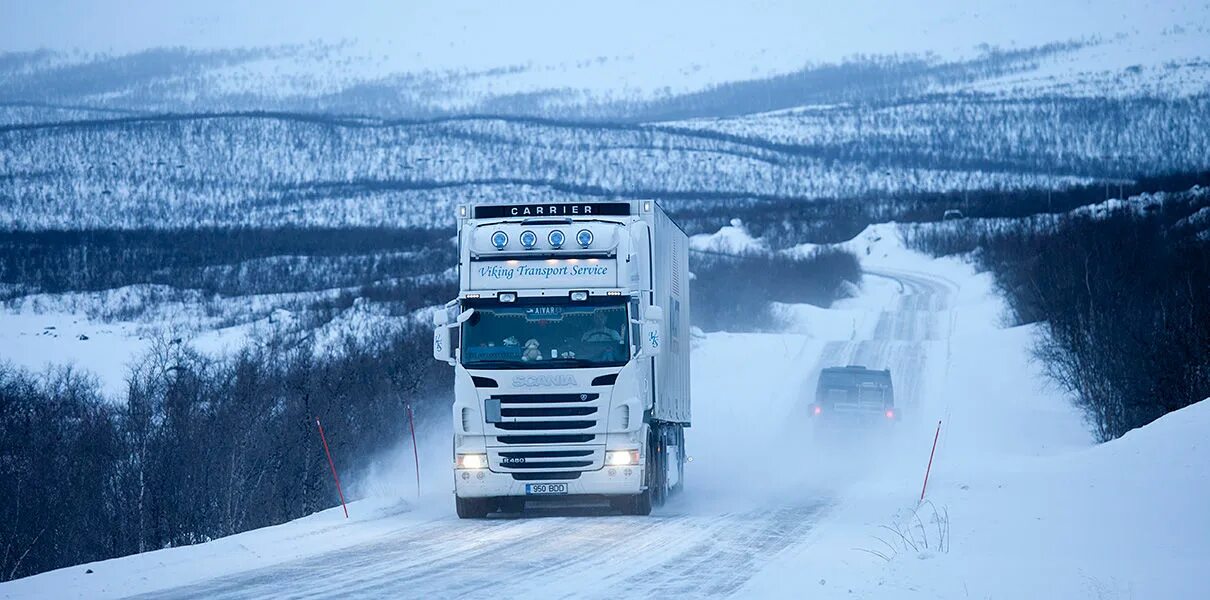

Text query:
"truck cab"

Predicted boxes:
[[433, 201, 691, 517]]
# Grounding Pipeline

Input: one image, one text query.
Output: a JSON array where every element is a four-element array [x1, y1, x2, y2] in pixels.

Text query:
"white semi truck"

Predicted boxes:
[[433, 200, 691, 517]]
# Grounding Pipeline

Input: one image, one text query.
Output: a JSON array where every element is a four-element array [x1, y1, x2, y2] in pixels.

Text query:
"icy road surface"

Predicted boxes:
[[119, 267, 952, 600]]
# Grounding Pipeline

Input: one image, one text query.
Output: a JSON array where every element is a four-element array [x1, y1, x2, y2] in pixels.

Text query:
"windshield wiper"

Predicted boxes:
[[464, 357, 622, 369], [540, 357, 615, 368], [462, 359, 527, 369]]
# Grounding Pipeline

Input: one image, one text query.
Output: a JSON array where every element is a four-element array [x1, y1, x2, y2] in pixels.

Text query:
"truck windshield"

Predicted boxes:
[[461, 300, 630, 370]]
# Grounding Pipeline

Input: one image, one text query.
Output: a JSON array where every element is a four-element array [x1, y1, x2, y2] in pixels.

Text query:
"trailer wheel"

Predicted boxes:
[[455, 496, 492, 519], [651, 426, 669, 507], [671, 425, 685, 494]]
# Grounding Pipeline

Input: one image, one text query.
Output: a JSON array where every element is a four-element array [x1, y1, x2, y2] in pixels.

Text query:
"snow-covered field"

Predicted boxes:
[[4, 228, 1204, 599], [0, 288, 424, 399]]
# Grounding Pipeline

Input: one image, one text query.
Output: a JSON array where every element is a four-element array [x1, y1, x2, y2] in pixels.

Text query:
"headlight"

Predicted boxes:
[[456, 453, 487, 469], [605, 449, 640, 466]]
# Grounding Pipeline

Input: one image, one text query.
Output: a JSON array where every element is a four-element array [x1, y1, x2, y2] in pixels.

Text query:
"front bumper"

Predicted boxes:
[[455, 464, 644, 498]]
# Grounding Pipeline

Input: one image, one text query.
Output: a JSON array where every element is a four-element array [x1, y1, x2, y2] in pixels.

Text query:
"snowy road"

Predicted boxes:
[[137, 501, 831, 599], [811, 269, 956, 412], [124, 267, 955, 600]]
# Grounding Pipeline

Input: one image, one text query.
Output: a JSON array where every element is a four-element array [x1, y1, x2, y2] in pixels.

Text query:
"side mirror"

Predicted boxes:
[[640, 319, 662, 356], [433, 326, 455, 365]]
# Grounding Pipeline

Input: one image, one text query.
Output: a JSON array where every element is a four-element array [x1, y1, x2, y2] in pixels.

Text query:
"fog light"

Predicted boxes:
[[606, 449, 640, 466], [885, 409, 895, 419], [609, 468, 617, 477], [624, 468, 632, 476], [520, 230, 538, 249], [548, 229, 565, 248], [813, 405, 822, 416], [498, 292, 517, 303], [456, 453, 487, 469], [491, 231, 508, 250], [576, 229, 593, 248], [476, 471, 485, 480], [461, 471, 470, 480], [570, 291, 589, 302]]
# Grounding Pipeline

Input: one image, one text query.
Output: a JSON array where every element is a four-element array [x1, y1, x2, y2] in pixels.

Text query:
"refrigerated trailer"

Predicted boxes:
[[433, 200, 691, 517]]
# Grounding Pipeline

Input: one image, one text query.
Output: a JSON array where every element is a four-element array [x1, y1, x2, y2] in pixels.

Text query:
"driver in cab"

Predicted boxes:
[[581, 312, 624, 360]]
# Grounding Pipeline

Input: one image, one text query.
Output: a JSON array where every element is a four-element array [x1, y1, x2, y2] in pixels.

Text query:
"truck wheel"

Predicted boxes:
[[456, 496, 492, 519], [614, 486, 652, 516], [613, 435, 658, 516]]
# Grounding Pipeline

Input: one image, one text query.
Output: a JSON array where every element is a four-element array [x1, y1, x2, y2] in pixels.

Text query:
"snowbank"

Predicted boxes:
[[889, 397, 1210, 599], [0, 498, 425, 600], [688, 218, 767, 255]]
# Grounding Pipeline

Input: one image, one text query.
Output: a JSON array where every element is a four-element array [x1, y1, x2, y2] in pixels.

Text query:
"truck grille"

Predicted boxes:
[[487, 393, 603, 446], [486, 393, 607, 472], [499, 393, 598, 404], [497, 434, 596, 444], [502, 406, 595, 417], [490, 445, 604, 472], [494, 420, 595, 431]]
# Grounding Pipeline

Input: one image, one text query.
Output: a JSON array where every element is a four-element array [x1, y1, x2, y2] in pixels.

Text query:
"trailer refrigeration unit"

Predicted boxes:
[[433, 200, 691, 517]]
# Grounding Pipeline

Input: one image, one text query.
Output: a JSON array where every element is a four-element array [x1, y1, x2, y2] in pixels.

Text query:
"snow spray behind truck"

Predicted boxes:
[[433, 201, 691, 517]]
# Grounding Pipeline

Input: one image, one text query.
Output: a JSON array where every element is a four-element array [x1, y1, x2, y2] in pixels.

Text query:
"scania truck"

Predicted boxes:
[[433, 200, 690, 517]]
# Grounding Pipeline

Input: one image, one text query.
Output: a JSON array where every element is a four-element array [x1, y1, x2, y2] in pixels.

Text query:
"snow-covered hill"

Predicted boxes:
[[2, 1, 1208, 120]]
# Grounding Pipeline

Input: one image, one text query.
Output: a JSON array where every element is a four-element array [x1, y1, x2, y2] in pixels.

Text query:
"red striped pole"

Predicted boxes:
[[920, 420, 942, 503], [316, 417, 349, 519], [407, 404, 421, 498]]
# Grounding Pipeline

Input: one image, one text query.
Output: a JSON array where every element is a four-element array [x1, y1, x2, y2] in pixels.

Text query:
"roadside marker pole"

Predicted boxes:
[[316, 417, 349, 519], [920, 420, 942, 503], [407, 404, 421, 498]]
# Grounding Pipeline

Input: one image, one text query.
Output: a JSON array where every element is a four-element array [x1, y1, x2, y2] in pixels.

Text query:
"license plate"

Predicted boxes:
[[525, 483, 568, 495]]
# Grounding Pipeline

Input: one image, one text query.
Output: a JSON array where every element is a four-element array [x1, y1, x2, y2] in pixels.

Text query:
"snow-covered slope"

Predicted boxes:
[[5, 225, 1202, 599], [3, 0, 1207, 117]]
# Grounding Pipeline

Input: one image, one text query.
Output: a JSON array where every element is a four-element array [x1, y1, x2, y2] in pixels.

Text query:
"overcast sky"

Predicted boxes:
[[2, 0, 1204, 97]]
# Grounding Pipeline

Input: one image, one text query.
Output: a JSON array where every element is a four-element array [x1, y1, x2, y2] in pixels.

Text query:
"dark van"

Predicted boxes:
[[809, 365, 898, 425]]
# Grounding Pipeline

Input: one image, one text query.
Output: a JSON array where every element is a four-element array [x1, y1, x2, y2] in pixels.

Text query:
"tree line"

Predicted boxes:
[[0, 322, 450, 581], [901, 186, 1210, 440], [0, 227, 455, 299], [691, 247, 863, 331]]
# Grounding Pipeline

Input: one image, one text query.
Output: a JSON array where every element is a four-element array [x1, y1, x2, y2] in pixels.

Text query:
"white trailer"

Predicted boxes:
[[433, 200, 691, 517]]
